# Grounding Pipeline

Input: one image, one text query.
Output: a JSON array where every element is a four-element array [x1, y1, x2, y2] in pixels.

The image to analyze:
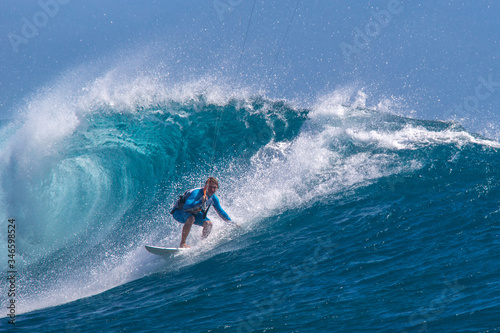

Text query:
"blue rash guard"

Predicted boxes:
[[172, 188, 231, 226]]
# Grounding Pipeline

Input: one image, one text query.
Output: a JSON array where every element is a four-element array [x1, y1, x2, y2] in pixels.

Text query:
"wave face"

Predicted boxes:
[[1, 79, 500, 332]]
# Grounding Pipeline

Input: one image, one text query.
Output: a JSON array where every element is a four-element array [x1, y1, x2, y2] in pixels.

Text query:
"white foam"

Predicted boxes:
[[311, 88, 367, 119], [345, 125, 500, 150]]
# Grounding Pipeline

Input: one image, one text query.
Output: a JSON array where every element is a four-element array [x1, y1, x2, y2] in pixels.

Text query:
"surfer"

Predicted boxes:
[[171, 177, 232, 248]]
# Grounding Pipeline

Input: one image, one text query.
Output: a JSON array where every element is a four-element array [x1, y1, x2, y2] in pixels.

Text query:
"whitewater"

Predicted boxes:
[[1, 68, 499, 332]]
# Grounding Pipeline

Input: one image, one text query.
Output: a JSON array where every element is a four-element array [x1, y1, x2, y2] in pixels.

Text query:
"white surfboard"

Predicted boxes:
[[145, 245, 189, 256]]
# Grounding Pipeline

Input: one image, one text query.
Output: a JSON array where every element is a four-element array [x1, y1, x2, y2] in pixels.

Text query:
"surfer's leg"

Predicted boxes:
[[180, 215, 195, 248], [202, 220, 212, 239]]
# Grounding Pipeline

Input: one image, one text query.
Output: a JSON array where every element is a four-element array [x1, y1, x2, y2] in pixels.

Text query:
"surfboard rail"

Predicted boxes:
[[145, 245, 188, 256]]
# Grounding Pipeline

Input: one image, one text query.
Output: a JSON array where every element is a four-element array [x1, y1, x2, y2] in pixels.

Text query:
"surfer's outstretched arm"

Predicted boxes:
[[212, 195, 231, 221], [212, 194, 242, 228]]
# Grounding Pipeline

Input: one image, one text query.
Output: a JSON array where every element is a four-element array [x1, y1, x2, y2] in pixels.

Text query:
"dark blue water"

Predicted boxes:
[[1, 82, 499, 332]]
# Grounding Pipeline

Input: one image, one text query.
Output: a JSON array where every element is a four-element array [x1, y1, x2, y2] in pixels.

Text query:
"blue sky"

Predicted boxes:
[[1, 1, 499, 136]]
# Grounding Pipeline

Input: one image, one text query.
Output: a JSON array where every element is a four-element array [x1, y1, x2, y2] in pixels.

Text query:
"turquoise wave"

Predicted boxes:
[[1, 87, 499, 326]]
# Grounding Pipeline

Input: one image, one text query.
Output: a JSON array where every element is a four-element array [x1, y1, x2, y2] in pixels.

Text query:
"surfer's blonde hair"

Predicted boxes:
[[205, 177, 218, 188]]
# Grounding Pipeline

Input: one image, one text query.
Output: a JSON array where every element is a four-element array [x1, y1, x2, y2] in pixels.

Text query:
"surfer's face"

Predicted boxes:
[[206, 182, 218, 196]]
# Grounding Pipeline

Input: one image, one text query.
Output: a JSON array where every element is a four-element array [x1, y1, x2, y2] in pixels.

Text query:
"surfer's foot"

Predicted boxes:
[[180, 243, 191, 248]]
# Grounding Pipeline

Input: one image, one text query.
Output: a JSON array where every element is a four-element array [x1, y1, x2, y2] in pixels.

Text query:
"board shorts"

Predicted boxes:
[[172, 209, 210, 227]]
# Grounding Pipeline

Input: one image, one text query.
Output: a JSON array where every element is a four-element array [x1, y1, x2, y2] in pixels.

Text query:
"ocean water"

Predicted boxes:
[[0, 75, 499, 332]]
